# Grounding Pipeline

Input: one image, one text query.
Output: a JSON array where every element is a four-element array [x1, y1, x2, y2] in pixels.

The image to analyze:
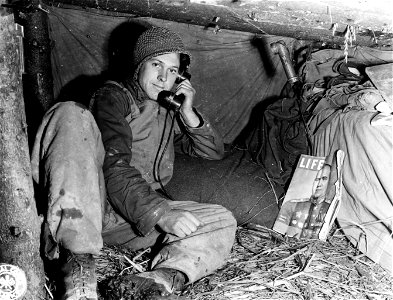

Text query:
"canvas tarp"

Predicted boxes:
[[47, 5, 293, 143]]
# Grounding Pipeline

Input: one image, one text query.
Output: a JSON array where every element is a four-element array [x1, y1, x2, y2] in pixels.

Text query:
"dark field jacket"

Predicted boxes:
[[90, 80, 224, 236]]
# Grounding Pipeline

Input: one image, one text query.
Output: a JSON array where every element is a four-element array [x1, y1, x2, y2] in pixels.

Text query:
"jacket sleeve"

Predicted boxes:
[[92, 86, 171, 236], [176, 109, 225, 160]]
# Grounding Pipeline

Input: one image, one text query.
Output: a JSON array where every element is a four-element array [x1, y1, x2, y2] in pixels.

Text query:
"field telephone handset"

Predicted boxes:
[[157, 71, 191, 112]]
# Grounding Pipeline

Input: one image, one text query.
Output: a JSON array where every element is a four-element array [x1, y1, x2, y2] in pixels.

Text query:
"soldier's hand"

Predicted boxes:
[[157, 209, 203, 238]]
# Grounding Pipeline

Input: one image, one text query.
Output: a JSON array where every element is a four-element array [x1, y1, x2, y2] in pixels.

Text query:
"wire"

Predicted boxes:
[[153, 108, 178, 200]]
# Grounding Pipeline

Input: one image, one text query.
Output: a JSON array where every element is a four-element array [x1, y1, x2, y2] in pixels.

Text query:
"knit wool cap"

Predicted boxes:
[[133, 26, 191, 80]]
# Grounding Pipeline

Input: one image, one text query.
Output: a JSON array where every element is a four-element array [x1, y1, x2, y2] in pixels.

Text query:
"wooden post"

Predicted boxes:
[[15, 0, 55, 149], [22, 2, 54, 112], [0, 11, 45, 299]]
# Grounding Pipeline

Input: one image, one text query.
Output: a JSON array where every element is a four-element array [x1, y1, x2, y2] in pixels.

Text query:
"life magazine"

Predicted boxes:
[[273, 150, 345, 240]]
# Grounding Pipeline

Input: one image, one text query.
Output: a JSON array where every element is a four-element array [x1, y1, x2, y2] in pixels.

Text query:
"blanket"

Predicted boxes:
[[305, 48, 393, 273], [166, 148, 283, 228]]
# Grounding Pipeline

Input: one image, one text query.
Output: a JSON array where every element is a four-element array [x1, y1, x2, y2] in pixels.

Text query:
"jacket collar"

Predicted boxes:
[[122, 77, 152, 108]]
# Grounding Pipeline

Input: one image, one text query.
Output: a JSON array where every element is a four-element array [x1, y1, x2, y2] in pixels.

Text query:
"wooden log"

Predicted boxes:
[[45, 0, 393, 48], [20, 3, 54, 112], [14, 0, 55, 148], [0, 12, 45, 300]]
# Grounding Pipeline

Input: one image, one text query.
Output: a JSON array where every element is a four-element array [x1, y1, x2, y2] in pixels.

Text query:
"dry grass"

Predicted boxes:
[[94, 224, 393, 300]]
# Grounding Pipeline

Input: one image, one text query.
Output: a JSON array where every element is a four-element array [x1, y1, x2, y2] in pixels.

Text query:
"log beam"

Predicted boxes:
[[44, 0, 393, 48]]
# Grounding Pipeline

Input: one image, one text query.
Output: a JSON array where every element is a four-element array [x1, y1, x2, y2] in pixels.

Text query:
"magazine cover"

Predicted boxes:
[[273, 150, 345, 240]]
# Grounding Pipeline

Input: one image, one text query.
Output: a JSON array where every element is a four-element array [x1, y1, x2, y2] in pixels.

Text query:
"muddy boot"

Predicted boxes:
[[59, 249, 98, 300], [104, 268, 186, 300]]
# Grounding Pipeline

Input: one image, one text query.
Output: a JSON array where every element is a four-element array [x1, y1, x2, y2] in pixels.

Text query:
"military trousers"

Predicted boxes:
[[31, 101, 237, 283]]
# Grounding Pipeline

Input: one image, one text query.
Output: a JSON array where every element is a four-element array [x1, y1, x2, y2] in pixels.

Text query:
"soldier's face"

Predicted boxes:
[[138, 53, 180, 100]]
